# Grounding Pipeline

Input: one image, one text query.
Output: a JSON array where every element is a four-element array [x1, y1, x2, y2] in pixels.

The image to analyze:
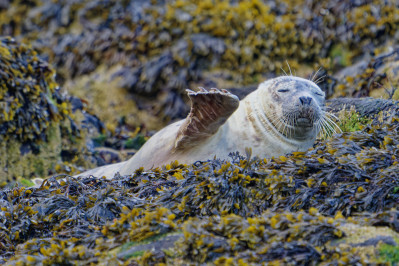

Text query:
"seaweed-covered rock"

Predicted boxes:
[[2, 0, 399, 126], [331, 48, 399, 99], [0, 37, 110, 182], [0, 112, 398, 264], [0, 37, 77, 182], [0, 37, 69, 142], [177, 210, 362, 264], [2, 1, 399, 264]]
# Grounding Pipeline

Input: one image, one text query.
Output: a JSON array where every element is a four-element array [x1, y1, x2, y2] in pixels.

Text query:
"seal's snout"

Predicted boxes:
[[296, 99, 317, 127], [299, 96, 312, 105]]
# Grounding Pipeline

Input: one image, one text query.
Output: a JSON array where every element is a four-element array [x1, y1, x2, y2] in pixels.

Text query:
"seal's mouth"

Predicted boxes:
[[296, 117, 313, 127], [280, 115, 315, 129]]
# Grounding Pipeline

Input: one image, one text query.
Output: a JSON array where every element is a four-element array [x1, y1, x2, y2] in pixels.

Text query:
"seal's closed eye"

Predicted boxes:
[[278, 89, 289, 92]]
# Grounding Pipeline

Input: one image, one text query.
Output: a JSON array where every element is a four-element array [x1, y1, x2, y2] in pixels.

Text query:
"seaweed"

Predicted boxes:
[[0, 37, 70, 142], [1, 1, 399, 264], [2, 0, 399, 124], [1, 114, 398, 264]]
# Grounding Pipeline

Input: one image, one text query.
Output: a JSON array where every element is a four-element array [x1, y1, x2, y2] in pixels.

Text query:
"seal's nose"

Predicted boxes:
[[299, 96, 312, 105]]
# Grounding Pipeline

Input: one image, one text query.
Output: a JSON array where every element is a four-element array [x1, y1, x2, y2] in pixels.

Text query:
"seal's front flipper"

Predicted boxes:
[[174, 87, 239, 150]]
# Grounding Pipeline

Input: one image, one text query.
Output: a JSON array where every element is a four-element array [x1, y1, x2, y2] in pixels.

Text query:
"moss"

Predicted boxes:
[[18, 178, 35, 187], [379, 241, 399, 264], [338, 109, 373, 133], [92, 134, 107, 147]]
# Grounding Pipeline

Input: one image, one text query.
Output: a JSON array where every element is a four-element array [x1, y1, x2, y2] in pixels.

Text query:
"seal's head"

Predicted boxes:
[[259, 76, 326, 141]]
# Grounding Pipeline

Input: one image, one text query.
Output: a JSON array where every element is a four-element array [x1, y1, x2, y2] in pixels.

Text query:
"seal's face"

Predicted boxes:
[[261, 76, 325, 141]]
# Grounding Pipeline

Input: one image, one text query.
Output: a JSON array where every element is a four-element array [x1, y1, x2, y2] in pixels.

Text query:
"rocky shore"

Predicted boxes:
[[1, 0, 399, 264]]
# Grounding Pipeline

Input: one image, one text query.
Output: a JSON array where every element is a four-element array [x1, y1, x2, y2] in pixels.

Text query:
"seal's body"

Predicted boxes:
[[77, 76, 326, 178]]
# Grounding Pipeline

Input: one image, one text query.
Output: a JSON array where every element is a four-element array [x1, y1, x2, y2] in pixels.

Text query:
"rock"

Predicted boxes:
[[2, 0, 399, 125], [0, 38, 119, 182], [94, 147, 122, 166], [353, 236, 396, 247], [332, 48, 399, 99], [333, 223, 399, 263], [114, 233, 183, 260], [0, 37, 76, 182], [327, 98, 399, 118]]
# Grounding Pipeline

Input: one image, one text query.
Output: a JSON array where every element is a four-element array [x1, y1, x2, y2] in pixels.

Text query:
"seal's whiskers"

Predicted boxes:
[[280, 67, 289, 76], [310, 67, 322, 82], [286, 60, 293, 76], [323, 112, 342, 133], [314, 75, 326, 84], [270, 114, 286, 134], [324, 111, 340, 121], [315, 111, 341, 138]]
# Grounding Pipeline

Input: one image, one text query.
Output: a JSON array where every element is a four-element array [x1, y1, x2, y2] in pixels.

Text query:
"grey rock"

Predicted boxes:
[[352, 235, 397, 247], [116, 233, 183, 260]]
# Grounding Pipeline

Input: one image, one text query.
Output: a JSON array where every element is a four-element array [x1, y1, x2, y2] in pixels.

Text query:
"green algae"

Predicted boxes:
[[17, 179, 35, 188], [124, 135, 147, 150]]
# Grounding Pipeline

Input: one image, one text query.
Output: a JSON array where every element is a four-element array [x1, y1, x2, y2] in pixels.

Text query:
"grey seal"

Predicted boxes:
[[77, 76, 331, 178]]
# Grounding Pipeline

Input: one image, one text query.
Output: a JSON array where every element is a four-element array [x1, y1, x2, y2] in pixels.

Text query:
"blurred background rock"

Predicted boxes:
[[1, 0, 399, 181]]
